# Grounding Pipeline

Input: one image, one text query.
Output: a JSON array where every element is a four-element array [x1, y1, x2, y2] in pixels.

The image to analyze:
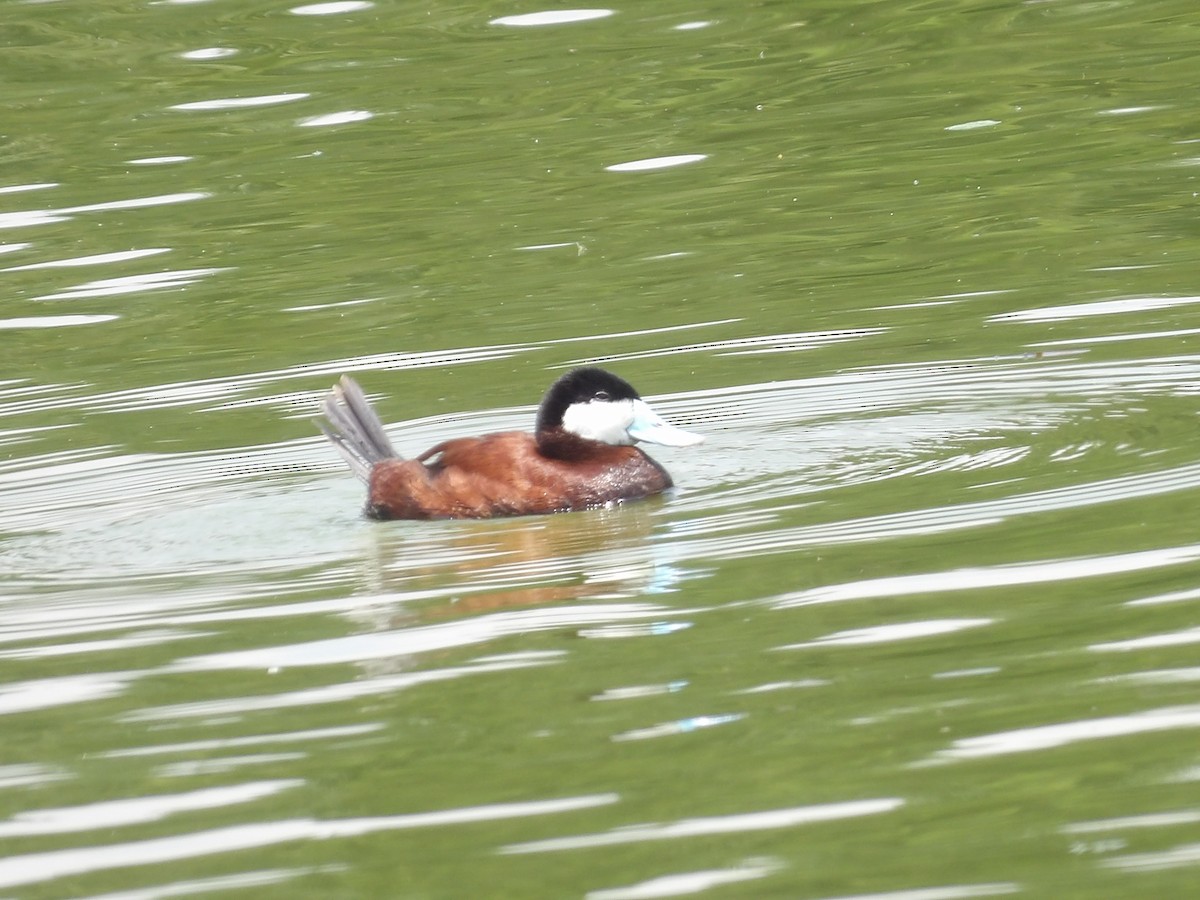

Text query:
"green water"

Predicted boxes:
[[3, 0, 1200, 897]]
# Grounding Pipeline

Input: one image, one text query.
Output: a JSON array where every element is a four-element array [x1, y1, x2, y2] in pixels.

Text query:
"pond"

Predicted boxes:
[[3, 1, 1200, 897]]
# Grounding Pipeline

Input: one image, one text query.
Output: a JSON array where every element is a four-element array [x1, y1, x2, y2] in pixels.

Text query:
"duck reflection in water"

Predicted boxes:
[[317, 367, 703, 520], [350, 503, 679, 637]]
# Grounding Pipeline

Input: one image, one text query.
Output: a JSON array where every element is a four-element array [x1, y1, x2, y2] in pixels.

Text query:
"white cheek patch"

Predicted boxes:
[[561, 398, 636, 445]]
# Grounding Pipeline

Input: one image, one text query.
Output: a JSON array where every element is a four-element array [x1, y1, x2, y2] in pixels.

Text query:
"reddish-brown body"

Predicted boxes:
[[318, 369, 699, 521], [366, 430, 672, 520]]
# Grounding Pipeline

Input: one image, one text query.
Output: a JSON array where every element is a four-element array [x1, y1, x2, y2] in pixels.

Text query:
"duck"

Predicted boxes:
[[317, 366, 703, 520]]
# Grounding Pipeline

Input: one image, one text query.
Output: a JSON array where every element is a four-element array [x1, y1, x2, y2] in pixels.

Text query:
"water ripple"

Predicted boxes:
[[777, 619, 993, 649], [81, 868, 315, 900], [101, 724, 384, 759], [924, 705, 1200, 764], [500, 798, 904, 854], [0, 764, 70, 790], [588, 859, 783, 900], [0, 780, 301, 838], [0, 191, 209, 230], [492, 10, 614, 27], [611, 713, 745, 742], [568, 327, 886, 364], [1, 248, 169, 271], [170, 93, 310, 112], [123, 657, 556, 722], [808, 886, 1019, 900], [33, 267, 228, 301], [169, 603, 674, 670], [1103, 843, 1200, 872], [993, 295, 1200, 323], [0, 794, 619, 890], [1063, 809, 1200, 834], [773, 542, 1200, 608], [0, 672, 139, 715]]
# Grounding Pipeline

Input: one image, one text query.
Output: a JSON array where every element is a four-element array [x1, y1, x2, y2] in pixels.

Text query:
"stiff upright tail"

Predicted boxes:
[[317, 376, 400, 482]]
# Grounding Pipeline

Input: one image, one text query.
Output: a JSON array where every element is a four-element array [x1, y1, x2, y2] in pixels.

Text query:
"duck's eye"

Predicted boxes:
[[594, 390, 611, 401]]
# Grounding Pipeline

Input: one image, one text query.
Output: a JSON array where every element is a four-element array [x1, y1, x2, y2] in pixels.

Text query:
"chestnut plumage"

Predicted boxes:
[[317, 367, 703, 520]]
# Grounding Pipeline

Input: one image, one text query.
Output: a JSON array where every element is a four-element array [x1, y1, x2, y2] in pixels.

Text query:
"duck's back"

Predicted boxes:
[[365, 431, 672, 520]]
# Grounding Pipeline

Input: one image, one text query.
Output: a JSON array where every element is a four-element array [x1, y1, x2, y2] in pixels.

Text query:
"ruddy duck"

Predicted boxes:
[[318, 367, 703, 520]]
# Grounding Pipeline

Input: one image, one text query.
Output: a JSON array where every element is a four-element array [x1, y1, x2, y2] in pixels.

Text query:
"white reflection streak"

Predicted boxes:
[[169, 603, 675, 670], [542, 317, 740, 345], [0, 764, 70, 789], [992, 295, 1200, 322], [612, 713, 744, 742], [675, 458, 1200, 566], [297, 110, 373, 127], [500, 798, 904, 854], [946, 119, 1001, 131], [0, 314, 117, 329], [127, 155, 193, 165], [807, 886, 1019, 900], [1063, 809, 1200, 834], [592, 681, 687, 701], [81, 867, 308, 900], [123, 658, 554, 721], [735, 679, 829, 693], [0, 629, 205, 660], [491, 10, 613, 26], [34, 267, 228, 301], [158, 754, 307, 778], [180, 47, 238, 60], [1030, 326, 1200, 347], [0, 794, 618, 890], [65, 192, 210, 213], [101, 723, 384, 758], [77, 345, 528, 413], [0, 320, 733, 418], [579, 621, 692, 639], [0, 671, 139, 715], [778, 619, 992, 649], [588, 860, 782, 899], [1090, 627, 1200, 652], [569, 328, 883, 365], [1103, 842, 1200, 872], [292, 1, 374, 13], [1, 248, 169, 271], [774, 543, 1200, 608], [0, 182, 56, 194], [1096, 667, 1200, 685], [170, 93, 309, 111], [0, 580, 491, 644], [0, 191, 208, 229], [0, 780, 301, 838], [1128, 585, 1200, 606], [606, 154, 707, 172], [928, 704, 1200, 762]]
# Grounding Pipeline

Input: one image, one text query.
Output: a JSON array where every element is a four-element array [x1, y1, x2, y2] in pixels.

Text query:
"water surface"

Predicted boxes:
[[3, 1, 1200, 897]]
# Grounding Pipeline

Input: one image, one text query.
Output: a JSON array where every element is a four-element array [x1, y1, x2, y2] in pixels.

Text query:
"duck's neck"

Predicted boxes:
[[536, 427, 616, 461]]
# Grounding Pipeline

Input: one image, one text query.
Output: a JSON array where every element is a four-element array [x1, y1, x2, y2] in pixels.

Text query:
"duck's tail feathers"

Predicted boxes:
[[317, 376, 400, 482]]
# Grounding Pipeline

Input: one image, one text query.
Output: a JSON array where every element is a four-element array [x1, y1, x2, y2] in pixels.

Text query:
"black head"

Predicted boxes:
[[535, 367, 641, 433]]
